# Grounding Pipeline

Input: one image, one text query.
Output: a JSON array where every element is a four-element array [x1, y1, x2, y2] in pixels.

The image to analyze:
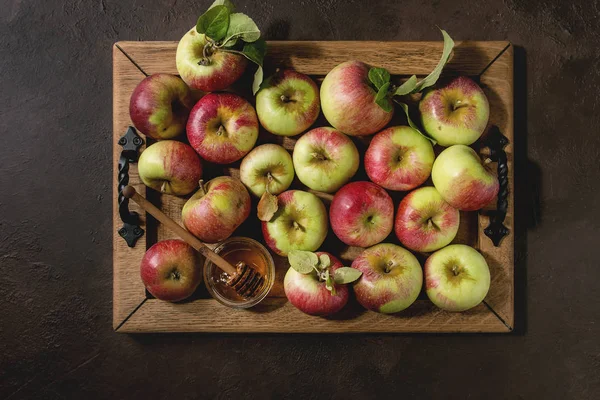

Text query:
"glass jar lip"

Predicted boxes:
[[203, 236, 275, 309]]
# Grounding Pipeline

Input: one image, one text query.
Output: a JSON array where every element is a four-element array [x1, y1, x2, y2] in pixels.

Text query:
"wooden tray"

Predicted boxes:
[[113, 41, 514, 333]]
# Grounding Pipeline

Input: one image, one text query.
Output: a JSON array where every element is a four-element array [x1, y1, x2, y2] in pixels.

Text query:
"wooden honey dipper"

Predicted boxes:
[[122, 185, 264, 298]]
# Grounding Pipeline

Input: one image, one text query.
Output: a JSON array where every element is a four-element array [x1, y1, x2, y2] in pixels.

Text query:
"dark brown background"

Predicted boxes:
[[1, 0, 599, 398]]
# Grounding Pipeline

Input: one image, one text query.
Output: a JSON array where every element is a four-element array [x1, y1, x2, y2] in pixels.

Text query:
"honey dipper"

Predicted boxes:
[[122, 185, 264, 298]]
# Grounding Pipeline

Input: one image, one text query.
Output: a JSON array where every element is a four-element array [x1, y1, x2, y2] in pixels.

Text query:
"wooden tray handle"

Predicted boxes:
[[483, 125, 510, 246]]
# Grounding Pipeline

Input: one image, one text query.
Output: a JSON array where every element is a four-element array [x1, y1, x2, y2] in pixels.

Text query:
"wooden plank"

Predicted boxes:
[[117, 299, 508, 333], [113, 41, 514, 333], [479, 44, 515, 329], [116, 40, 510, 76], [112, 46, 148, 329]]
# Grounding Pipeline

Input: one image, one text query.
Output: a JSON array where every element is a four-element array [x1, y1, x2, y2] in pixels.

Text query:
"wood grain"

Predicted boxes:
[[479, 45, 515, 329], [112, 46, 148, 329], [116, 41, 510, 76], [113, 41, 514, 333], [118, 299, 507, 333]]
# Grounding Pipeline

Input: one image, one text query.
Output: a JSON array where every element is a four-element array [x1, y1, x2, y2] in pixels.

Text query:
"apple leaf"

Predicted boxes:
[[319, 253, 331, 269], [257, 191, 278, 222], [368, 67, 391, 91], [324, 270, 336, 296], [209, 0, 235, 12], [394, 100, 437, 145], [333, 267, 362, 285], [242, 39, 267, 94], [197, 5, 230, 42], [375, 82, 393, 113], [393, 75, 418, 96], [222, 13, 261, 47], [412, 29, 455, 93], [288, 250, 319, 274]]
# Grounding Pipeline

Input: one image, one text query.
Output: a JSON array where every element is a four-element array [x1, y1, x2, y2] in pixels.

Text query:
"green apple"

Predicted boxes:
[[424, 244, 491, 311], [419, 76, 489, 146], [138, 140, 202, 196], [292, 127, 359, 193], [432, 145, 499, 211], [351, 243, 423, 313], [262, 190, 328, 256], [256, 70, 320, 136], [240, 144, 294, 197]]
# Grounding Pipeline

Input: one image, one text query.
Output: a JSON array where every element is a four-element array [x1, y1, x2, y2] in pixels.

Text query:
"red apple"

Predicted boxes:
[[320, 61, 393, 136], [395, 187, 460, 253], [352, 243, 423, 313], [187, 92, 259, 164], [176, 28, 248, 92], [137, 140, 203, 196], [330, 181, 394, 247], [129, 74, 194, 140], [182, 176, 251, 243], [365, 126, 435, 191], [140, 239, 202, 302], [284, 252, 349, 316]]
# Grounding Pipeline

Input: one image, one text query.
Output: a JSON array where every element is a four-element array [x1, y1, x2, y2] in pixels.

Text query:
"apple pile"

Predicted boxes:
[[128, 1, 499, 313]]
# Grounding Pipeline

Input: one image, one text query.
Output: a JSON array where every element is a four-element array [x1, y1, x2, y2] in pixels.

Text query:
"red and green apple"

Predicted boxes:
[[137, 140, 203, 196], [239, 144, 295, 197], [187, 92, 259, 164], [182, 176, 251, 243], [292, 127, 359, 193], [140, 239, 202, 302]]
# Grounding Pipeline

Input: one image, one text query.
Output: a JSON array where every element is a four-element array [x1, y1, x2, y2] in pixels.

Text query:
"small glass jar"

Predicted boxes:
[[204, 237, 275, 309]]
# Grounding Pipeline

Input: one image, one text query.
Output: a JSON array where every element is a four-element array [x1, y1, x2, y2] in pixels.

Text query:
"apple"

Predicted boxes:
[[140, 239, 202, 302], [419, 76, 490, 146], [352, 243, 423, 313], [292, 127, 359, 193], [137, 140, 203, 196], [365, 126, 435, 191], [176, 27, 248, 92], [239, 144, 294, 197], [129, 74, 194, 140], [182, 176, 251, 243], [394, 186, 460, 253], [432, 145, 499, 211], [329, 181, 394, 247], [284, 252, 349, 316], [424, 244, 491, 311], [256, 70, 320, 136], [262, 190, 328, 256], [187, 92, 259, 164], [320, 60, 393, 136]]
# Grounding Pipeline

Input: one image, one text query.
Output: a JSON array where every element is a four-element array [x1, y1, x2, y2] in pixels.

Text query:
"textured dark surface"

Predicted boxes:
[[1, 0, 599, 399]]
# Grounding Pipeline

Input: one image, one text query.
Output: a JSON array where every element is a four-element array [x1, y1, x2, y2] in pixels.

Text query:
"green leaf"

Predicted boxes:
[[368, 67, 391, 91], [319, 254, 331, 269], [412, 29, 455, 93], [395, 100, 437, 145], [243, 39, 266, 94], [196, 5, 230, 42], [257, 191, 278, 222], [209, 0, 235, 12], [333, 267, 362, 285], [288, 250, 319, 274], [393, 75, 418, 96], [374, 82, 393, 113], [325, 270, 336, 296], [222, 13, 261, 46]]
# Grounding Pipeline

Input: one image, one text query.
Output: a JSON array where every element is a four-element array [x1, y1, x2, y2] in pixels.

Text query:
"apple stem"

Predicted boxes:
[[199, 42, 213, 66], [385, 260, 394, 273], [452, 265, 459, 276], [216, 125, 226, 136], [292, 221, 301, 230], [310, 152, 327, 161], [160, 181, 168, 193], [197, 180, 207, 196]]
